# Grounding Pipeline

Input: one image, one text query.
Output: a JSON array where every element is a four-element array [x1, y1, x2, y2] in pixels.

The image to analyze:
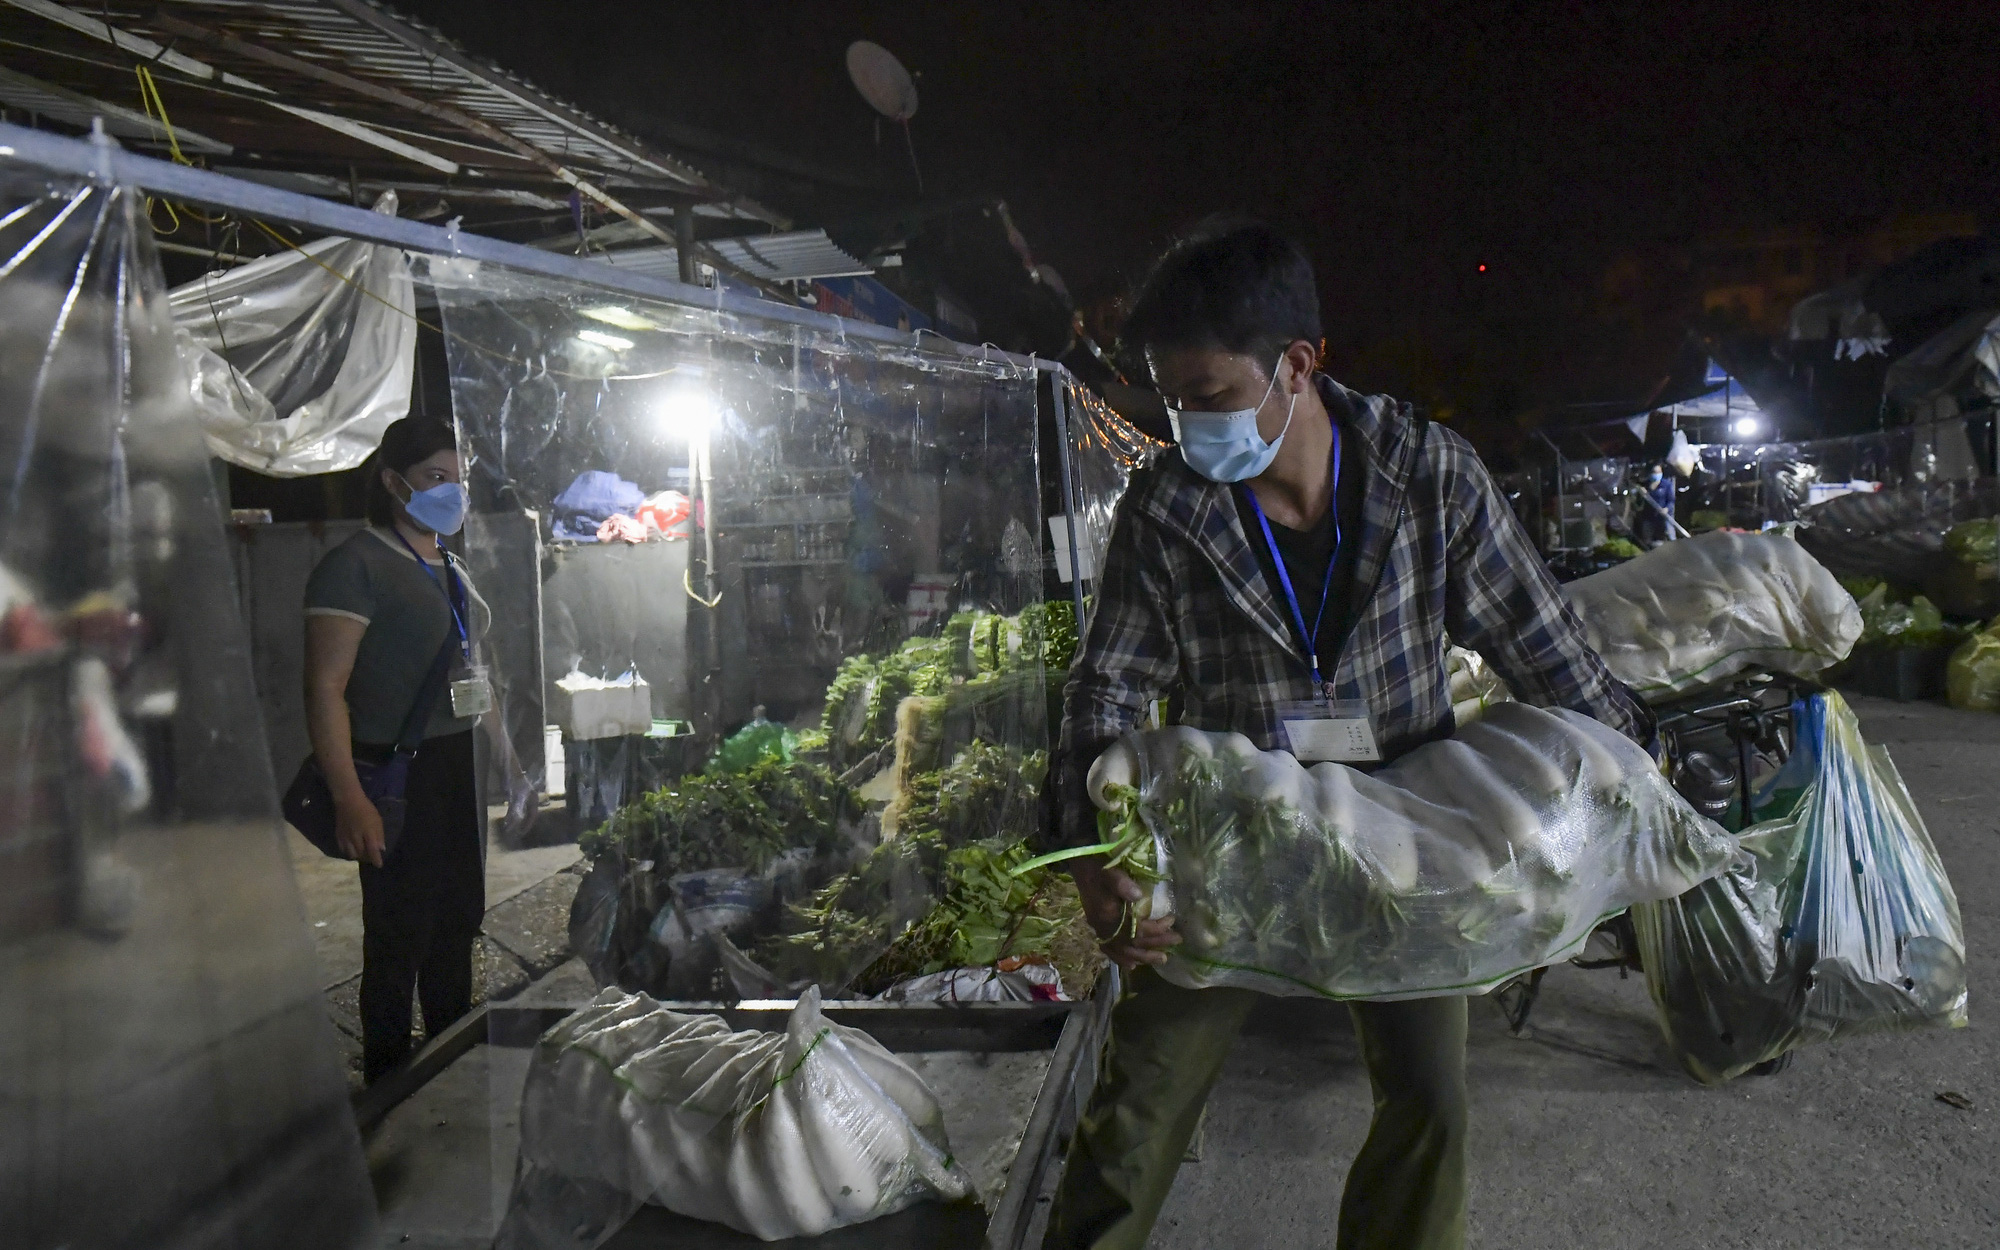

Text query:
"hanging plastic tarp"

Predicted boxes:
[[1882, 308, 2000, 414], [428, 255, 1056, 1001], [169, 190, 414, 476], [0, 170, 375, 1246], [1632, 691, 1966, 1084]]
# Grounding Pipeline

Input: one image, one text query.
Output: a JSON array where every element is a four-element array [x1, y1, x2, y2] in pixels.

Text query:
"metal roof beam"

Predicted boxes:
[[0, 0, 269, 91], [0, 63, 232, 154], [0, 121, 1056, 374], [2, 0, 466, 175], [316, 0, 783, 227]]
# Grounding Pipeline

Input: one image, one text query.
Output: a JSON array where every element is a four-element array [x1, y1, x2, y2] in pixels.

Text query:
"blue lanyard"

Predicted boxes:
[[392, 529, 471, 663], [1242, 422, 1342, 689]]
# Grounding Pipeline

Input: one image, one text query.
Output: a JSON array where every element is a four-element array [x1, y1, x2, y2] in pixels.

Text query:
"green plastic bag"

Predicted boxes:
[[708, 715, 795, 774], [1946, 621, 2000, 712]]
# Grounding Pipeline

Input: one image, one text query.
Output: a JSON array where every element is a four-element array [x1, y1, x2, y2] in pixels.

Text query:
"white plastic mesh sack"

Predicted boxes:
[[1632, 691, 1966, 1084], [497, 987, 972, 1246], [1562, 530, 1861, 700], [1086, 703, 1734, 1000]]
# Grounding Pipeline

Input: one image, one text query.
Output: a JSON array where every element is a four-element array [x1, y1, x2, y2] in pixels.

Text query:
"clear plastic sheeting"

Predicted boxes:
[[1562, 530, 1862, 700], [498, 987, 972, 1247], [1085, 704, 1734, 1000], [430, 256, 1051, 998], [1632, 691, 1967, 1084], [0, 172, 374, 1247], [169, 189, 414, 476]]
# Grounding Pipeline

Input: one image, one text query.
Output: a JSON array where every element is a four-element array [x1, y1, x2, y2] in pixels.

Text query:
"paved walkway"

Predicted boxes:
[[289, 819, 592, 1087], [1149, 695, 2000, 1249]]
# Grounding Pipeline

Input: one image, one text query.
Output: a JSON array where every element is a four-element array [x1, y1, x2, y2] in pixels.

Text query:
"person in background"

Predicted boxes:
[[303, 416, 517, 1082], [1047, 220, 1652, 1250], [1635, 462, 1677, 547]]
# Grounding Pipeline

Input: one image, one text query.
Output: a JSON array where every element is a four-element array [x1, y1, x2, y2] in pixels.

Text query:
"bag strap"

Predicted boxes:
[[393, 636, 461, 757]]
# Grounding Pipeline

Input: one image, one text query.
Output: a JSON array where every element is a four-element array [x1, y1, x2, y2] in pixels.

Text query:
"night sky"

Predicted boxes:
[[401, 0, 1999, 429]]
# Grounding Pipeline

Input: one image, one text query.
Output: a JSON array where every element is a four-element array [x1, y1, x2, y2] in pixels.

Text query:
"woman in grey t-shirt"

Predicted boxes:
[[303, 416, 510, 1082]]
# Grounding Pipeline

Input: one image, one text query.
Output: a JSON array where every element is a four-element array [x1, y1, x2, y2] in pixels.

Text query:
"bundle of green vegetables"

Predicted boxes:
[[819, 603, 1077, 770], [1632, 691, 1966, 1083], [580, 756, 853, 877], [1853, 584, 1958, 649], [1076, 704, 1735, 1000], [757, 742, 1052, 990], [1947, 617, 2000, 711]]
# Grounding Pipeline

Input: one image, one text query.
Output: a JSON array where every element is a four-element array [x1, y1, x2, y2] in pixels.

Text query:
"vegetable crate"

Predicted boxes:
[[354, 973, 1118, 1249]]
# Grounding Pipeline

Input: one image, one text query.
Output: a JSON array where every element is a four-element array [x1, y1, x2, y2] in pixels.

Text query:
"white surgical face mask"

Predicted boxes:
[[1169, 356, 1298, 483]]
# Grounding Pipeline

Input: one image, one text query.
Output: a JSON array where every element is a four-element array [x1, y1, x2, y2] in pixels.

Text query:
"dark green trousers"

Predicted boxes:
[[1048, 971, 1468, 1250]]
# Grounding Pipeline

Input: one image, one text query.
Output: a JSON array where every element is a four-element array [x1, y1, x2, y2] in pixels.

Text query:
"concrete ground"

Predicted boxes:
[[1148, 694, 2000, 1249], [290, 811, 594, 1089]]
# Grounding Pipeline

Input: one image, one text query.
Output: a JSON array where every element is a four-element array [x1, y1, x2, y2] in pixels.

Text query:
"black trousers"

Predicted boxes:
[[357, 729, 483, 1083]]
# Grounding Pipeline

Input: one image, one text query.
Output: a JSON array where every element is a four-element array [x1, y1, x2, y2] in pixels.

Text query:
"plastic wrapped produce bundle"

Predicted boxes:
[[1562, 530, 1862, 699], [1947, 619, 2000, 711], [1079, 703, 1734, 1000], [498, 988, 972, 1247], [1631, 691, 1966, 1083]]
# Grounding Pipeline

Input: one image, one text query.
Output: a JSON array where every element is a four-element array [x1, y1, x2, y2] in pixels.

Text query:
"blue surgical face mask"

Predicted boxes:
[[396, 473, 468, 536], [1169, 356, 1299, 483]]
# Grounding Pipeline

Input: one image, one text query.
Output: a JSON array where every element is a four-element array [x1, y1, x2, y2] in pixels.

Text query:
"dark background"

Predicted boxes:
[[396, 0, 2000, 442]]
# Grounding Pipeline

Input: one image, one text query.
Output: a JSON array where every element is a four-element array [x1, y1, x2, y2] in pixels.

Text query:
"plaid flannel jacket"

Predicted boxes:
[[1056, 376, 1654, 845]]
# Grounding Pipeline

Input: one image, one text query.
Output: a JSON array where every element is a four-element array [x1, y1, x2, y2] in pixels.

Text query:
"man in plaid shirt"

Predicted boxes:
[[1047, 221, 1652, 1250]]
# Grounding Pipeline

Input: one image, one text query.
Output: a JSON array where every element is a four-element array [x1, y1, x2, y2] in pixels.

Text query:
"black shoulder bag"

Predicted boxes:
[[284, 638, 457, 861]]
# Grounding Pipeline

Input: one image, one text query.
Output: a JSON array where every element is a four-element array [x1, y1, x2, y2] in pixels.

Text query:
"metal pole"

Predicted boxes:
[[1051, 375, 1089, 624], [0, 121, 1064, 376], [676, 203, 698, 286]]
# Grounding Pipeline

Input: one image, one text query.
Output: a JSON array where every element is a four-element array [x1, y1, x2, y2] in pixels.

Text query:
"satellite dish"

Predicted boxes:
[[846, 40, 918, 121]]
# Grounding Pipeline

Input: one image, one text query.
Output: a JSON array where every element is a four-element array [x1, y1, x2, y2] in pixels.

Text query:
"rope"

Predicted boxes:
[[132, 65, 223, 231]]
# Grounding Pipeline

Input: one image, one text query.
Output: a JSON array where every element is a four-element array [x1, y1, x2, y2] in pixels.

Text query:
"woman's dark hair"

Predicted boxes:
[[1120, 217, 1322, 369], [363, 416, 459, 527]]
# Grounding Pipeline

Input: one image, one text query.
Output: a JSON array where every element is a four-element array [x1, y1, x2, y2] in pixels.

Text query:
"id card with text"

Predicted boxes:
[[1277, 698, 1381, 763]]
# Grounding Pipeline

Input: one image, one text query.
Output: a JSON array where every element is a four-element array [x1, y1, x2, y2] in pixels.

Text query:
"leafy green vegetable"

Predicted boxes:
[[581, 757, 853, 878], [707, 717, 795, 775], [1595, 537, 1643, 560], [1944, 518, 1998, 565], [1856, 585, 1959, 648], [757, 742, 1048, 987]]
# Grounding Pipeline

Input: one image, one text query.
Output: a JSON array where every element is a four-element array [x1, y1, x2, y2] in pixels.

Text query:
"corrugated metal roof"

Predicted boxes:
[[0, 64, 232, 153], [596, 229, 875, 283], [0, 0, 783, 226]]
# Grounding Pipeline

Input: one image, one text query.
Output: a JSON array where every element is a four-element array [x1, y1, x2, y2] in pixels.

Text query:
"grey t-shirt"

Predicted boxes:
[[304, 528, 488, 743]]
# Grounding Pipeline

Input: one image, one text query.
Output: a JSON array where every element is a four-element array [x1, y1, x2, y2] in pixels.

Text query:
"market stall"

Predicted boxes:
[[0, 120, 1151, 1249]]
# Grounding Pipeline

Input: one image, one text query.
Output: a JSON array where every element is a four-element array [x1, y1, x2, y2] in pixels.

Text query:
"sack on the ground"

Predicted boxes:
[[1086, 703, 1734, 1000], [497, 987, 971, 1247], [1631, 691, 1967, 1084], [1562, 530, 1861, 699], [1946, 619, 2000, 712]]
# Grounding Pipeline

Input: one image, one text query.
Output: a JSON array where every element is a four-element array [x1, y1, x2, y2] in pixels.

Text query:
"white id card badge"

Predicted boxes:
[[1277, 698, 1381, 763], [449, 664, 493, 718]]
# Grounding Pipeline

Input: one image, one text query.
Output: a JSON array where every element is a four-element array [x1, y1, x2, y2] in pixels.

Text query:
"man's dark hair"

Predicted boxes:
[[363, 415, 458, 526], [1120, 217, 1322, 370]]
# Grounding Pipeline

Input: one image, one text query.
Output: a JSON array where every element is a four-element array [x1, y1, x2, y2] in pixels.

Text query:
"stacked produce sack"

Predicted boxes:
[[1632, 691, 1967, 1083], [1562, 530, 1861, 699], [1947, 616, 2000, 712], [1081, 703, 1735, 999], [498, 988, 972, 1246]]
